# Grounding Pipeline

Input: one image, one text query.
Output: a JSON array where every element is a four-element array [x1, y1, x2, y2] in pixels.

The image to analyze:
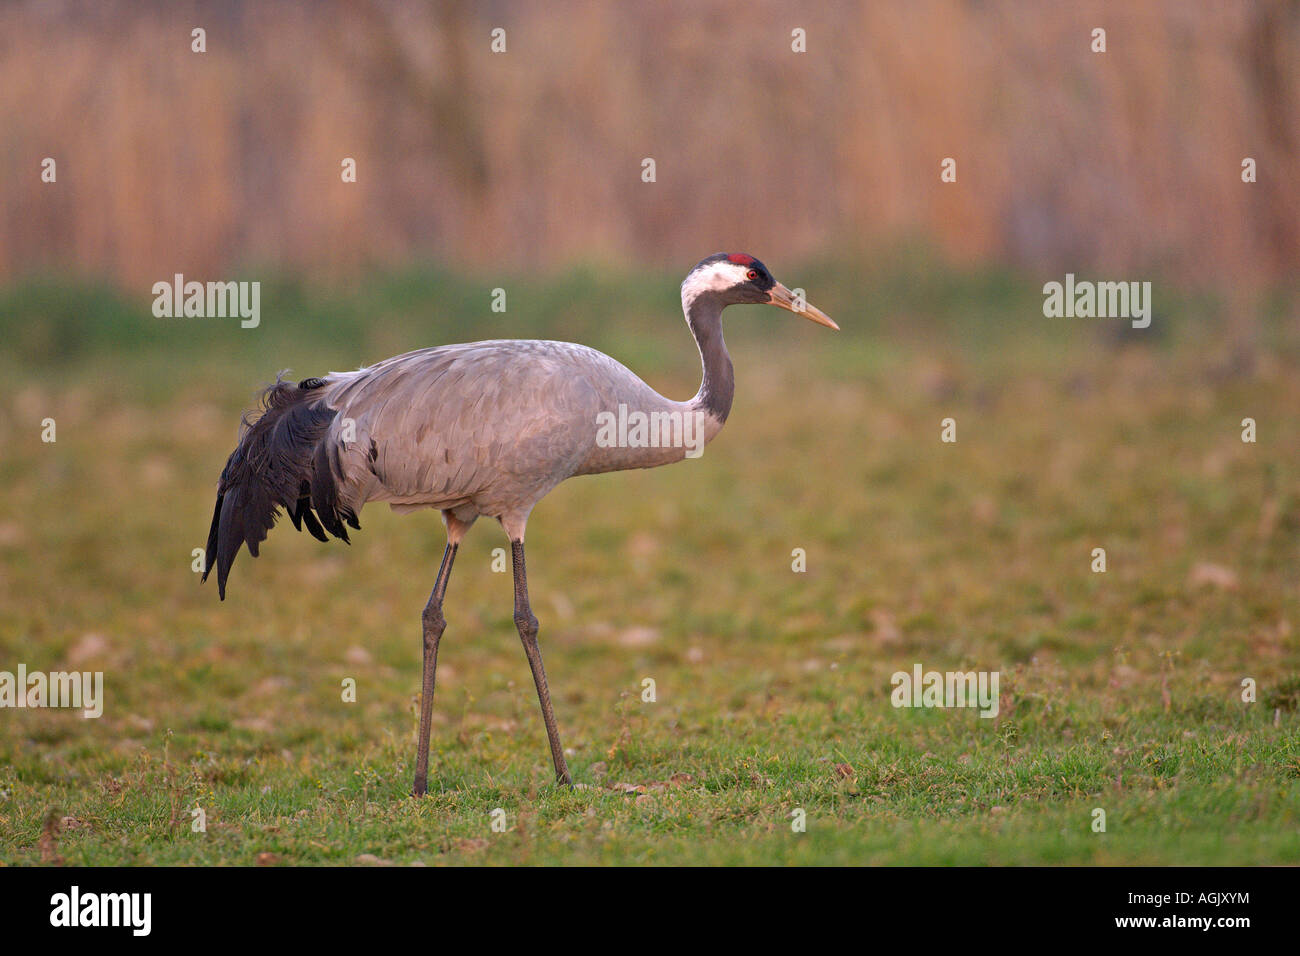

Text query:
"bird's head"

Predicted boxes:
[[681, 253, 838, 330]]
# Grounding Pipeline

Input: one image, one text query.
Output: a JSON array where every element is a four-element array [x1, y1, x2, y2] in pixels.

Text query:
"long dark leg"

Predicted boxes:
[[413, 542, 457, 796], [511, 539, 572, 785]]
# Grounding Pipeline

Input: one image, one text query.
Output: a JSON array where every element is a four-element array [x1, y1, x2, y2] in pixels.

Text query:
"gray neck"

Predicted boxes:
[[686, 293, 734, 423]]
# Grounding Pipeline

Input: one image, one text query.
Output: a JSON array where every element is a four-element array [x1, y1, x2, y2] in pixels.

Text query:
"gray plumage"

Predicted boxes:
[[202, 253, 836, 789], [324, 340, 715, 522], [204, 339, 721, 598]]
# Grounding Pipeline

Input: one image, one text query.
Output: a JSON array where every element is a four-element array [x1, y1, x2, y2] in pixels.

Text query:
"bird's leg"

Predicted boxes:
[[413, 542, 457, 796], [510, 539, 573, 786]]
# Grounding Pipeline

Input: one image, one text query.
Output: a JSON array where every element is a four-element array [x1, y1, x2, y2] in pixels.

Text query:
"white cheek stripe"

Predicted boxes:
[[681, 261, 750, 307]]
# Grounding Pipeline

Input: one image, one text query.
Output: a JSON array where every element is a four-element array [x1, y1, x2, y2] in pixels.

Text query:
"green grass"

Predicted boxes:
[[1, 259, 1298, 865]]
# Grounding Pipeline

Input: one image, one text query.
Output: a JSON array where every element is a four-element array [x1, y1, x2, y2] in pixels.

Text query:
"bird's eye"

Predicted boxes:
[[746, 270, 758, 280]]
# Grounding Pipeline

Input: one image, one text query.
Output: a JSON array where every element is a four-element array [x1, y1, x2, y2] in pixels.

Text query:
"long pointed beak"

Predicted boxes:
[[767, 281, 839, 330]]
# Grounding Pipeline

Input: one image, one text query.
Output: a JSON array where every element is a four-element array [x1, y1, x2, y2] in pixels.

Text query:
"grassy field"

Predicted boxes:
[[1, 258, 1298, 865]]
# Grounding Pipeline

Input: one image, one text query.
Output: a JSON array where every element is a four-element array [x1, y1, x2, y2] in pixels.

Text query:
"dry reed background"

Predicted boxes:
[[3, 0, 1300, 868], [0, 0, 1296, 290]]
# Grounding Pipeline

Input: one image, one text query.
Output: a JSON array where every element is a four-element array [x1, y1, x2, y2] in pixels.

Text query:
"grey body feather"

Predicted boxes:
[[203, 336, 725, 598], [324, 339, 721, 518], [201, 254, 832, 792], [197, 253, 827, 599]]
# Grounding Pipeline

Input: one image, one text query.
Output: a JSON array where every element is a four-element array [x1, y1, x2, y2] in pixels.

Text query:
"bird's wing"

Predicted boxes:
[[319, 341, 631, 511]]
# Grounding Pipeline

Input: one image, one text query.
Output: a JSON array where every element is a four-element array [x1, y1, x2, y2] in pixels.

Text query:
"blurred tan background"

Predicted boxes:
[[1, 0, 1296, 290], [4, 2, 1300, 869]]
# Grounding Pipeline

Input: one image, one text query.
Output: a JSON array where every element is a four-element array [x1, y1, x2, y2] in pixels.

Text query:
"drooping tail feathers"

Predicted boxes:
[[203, 373, 359, 599]]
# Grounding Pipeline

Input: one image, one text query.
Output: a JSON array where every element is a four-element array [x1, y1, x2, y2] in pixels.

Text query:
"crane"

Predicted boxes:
[[203, 253, 837, 793]]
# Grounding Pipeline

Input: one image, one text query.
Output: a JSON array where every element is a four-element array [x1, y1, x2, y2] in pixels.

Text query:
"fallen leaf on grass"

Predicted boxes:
[[1188, 562, 1238, 591]]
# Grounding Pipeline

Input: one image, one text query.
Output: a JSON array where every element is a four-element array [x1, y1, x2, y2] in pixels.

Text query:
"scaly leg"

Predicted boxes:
[[510, 539, 572, 785], [413, 541, 457, 796]]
